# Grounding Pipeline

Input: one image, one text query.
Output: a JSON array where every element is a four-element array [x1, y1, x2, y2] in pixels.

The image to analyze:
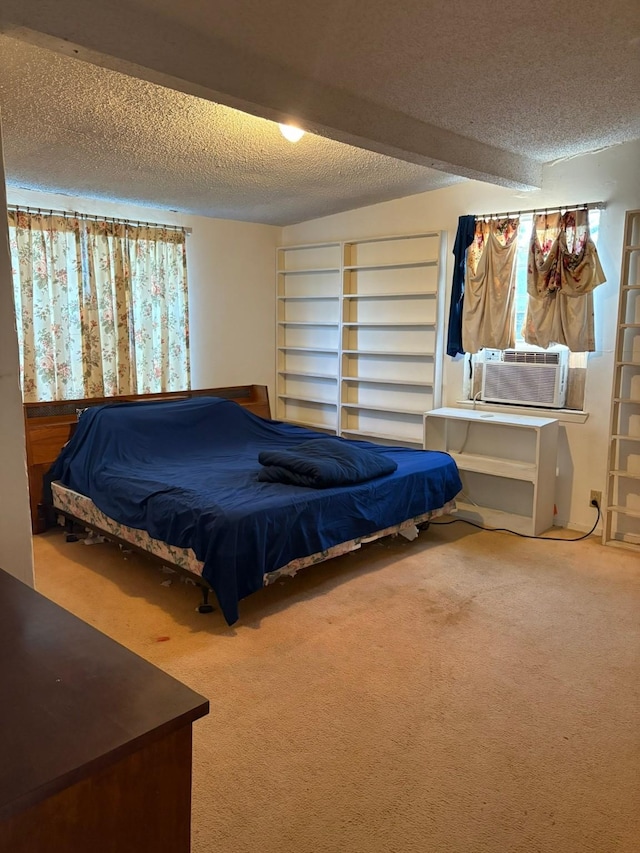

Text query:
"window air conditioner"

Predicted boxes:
[[481, 349, 569, 408]]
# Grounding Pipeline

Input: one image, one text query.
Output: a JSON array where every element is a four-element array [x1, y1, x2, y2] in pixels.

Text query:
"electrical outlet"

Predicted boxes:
[[590, 490, 602, 508]]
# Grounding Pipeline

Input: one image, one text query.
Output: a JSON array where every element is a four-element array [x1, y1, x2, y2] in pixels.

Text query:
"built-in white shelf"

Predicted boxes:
[[343, 291, 436, 299], [278, 321, 339, 327], [279, 370, 338, 380], [276, 232, 444, 443], [278, 394, 337, 406], [343, 402, 425, 416], [342, 377, 433, 387], [342, 321, 435, 328], [344, 260, 438, 271], [341, 428, 423, 445], [277, 295, 339, 301], [342, 349, 433, 357], [278, 267, 341, 275], [278, 346, 339, 353]]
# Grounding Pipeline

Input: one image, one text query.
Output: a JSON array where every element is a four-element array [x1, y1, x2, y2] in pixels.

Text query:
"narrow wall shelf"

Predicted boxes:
[[446, 451, 537, 482], [607, 505, 640, 519], [603, 209, 640, 552]]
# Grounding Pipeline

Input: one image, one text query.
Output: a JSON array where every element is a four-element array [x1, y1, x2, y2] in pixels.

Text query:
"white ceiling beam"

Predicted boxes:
[[0, 2, 542, 189]]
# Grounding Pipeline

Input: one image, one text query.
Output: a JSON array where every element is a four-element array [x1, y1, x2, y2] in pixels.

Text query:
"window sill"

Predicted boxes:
[[454, 400, 589, 424]]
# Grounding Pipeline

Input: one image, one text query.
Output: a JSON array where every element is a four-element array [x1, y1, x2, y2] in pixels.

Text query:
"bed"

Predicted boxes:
[[29, 385, 462, 624]]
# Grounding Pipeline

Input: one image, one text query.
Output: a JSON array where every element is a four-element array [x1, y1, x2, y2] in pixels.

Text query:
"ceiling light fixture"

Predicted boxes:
[[278, 123, 305, 143]]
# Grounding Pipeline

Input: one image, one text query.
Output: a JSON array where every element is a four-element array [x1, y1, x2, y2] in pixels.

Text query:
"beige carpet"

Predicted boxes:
[[33, 523, 639, 853]]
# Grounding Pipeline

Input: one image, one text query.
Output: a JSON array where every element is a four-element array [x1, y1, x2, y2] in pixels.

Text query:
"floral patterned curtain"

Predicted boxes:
[[8, 210, 190, 401], [523, 209, 606, 352]]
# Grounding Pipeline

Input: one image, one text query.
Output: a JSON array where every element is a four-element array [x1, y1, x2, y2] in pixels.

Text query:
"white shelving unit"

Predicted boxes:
[[424, 407, 559, 535], [276, 232, 445, 443], [604, 209, 640, 551], [276, 242, 341, 432], [340, 232, 444, 446]]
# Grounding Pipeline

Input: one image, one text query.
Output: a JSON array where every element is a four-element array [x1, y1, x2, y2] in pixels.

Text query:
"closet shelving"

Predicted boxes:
[[276, 242, 341, 432], [603, 209, 640, 551], [276, 232, 445, 443]]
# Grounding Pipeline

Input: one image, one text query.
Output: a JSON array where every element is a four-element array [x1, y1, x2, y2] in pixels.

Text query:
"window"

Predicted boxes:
[[466, 209, 602, 411], [8, 209, 190, 402]]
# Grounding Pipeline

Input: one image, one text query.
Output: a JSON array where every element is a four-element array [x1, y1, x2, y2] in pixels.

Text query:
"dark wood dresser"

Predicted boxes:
[[0, 569, 209, 852]]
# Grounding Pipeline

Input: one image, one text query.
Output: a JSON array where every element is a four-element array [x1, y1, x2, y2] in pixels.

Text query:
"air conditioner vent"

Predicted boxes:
[[503, 349, 560, 365]]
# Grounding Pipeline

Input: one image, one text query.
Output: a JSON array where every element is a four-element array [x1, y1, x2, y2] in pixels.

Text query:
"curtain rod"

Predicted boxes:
[[474, 200, 606, 221], [7, 204, 192, 235]]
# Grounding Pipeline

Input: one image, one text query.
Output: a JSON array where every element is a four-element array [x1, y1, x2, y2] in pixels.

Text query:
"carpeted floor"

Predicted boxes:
[[33, 522, 639, 853]]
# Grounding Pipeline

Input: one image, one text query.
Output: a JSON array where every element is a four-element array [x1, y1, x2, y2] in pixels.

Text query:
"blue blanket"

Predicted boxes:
[[257, 438, 397, 487], [46, 397, 461, 625]]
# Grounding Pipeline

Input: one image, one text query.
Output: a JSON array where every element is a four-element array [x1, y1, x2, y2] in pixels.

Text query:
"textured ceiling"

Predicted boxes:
[[0, 0, 639, 225], [0, 36, 461, 226]]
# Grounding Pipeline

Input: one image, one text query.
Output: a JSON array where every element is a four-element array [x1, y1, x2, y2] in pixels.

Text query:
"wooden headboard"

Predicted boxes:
[[23, 384, 271, 533]]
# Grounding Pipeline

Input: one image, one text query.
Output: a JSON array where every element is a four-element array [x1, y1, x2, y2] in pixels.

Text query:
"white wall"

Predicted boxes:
[[0, 128, 34, 584], [6, 187, 280, 404], [283, 140, 640, 531], [6, 141, 640, 534]]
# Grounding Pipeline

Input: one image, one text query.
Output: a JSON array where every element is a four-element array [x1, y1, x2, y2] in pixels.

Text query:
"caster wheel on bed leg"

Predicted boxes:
[[197, 586, 214, 614]]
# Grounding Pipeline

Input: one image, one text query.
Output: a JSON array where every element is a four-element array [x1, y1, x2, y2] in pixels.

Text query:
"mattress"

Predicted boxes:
[[51, 481, 456, 586]]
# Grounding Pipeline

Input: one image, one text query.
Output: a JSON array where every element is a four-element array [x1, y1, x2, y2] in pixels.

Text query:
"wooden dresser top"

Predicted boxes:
[[0, 569, 209, 821]]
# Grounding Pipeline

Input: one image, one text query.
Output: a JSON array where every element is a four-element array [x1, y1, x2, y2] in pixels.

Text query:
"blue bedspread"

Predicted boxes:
[[257, 438, 397, 487], [46, 397, 461, 625]]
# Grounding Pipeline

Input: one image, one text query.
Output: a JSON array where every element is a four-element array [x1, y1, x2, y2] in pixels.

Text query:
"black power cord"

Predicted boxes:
[[428, 500, 602, 542]]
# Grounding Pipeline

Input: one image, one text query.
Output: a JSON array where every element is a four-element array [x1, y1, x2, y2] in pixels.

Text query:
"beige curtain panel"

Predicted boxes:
[[462, 217, 520, 354], [523, 210, 606, 352]]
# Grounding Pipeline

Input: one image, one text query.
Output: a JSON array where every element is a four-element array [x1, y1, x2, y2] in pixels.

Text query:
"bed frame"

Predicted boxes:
[[24, 384, 271, 534]]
